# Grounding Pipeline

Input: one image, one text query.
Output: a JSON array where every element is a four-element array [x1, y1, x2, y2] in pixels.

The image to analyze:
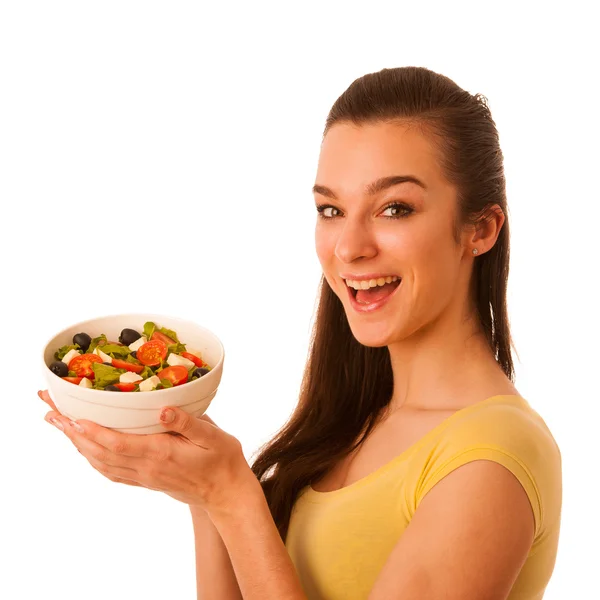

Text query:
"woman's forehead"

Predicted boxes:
[[316, 122, 449, 198]]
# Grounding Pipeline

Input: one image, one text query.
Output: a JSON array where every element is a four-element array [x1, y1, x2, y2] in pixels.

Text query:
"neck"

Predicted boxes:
[[386, 309, 505, 414]]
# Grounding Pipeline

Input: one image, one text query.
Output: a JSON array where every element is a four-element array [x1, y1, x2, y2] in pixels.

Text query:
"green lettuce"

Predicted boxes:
[[68, 370, 77, 377], [159, 327, 179, 342], [159, 378, 173, 389], [91, 363, 126, 389], [87, 334, 108, 354], [140, 366, 154, 379], [167, 342, 187, 355], [143, 322, 156, 339], [101, 344, 131, 359], [142, 321, 180, 343], [55, 344, 80, 360]]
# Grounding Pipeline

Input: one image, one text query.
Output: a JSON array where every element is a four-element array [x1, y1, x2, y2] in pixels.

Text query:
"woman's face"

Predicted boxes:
[[314, 121, 473, 348]]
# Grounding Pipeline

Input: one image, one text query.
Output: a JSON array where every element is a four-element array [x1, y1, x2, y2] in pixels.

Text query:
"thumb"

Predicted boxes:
[[159, 406, 217, 443]]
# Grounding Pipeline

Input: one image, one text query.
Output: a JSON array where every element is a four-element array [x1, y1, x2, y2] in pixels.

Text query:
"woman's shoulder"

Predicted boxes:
[[455, 394, 560, 462], [406, 394, 562, 539]]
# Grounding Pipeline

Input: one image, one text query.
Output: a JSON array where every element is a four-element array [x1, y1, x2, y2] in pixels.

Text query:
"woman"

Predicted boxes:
[[39, 66, 562, 599]]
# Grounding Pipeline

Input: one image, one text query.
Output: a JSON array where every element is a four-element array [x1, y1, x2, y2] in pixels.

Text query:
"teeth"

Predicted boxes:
[[345, 275, 400, 290]]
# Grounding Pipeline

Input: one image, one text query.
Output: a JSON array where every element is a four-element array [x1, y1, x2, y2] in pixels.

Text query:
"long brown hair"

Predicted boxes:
[[250, 66, 516, 542]]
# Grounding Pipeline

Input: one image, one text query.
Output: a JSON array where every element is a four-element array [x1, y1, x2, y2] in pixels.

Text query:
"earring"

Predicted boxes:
[[472, 248, 479, 255]]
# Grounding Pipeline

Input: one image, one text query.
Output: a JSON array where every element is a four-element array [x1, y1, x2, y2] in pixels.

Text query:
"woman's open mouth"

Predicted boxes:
[[345, 277, 402, 313]]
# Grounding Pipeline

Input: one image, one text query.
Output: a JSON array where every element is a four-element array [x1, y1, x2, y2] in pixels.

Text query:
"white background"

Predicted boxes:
[[1, 1, 597, 598]]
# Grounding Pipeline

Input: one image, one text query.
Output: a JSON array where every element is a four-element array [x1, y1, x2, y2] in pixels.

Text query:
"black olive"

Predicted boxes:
[[119, 328, 142, 346], [192, 367, 210, 378], [131, 351, 137, 359], [73, 332, 92, 352], [105, 384, 121, 392], [49, 361, 69, 377]]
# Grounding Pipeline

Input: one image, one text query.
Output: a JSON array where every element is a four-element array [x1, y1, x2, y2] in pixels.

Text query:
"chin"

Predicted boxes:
[[347, 320, 398, 348]]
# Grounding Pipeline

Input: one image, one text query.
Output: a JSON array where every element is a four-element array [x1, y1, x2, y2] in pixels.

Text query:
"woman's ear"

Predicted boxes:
[[468, 204, 506, 255]]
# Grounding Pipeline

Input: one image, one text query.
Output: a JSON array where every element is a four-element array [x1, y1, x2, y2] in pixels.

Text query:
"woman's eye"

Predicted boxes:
[[316, 204, 340, 218], [381, 203, 411, 218]]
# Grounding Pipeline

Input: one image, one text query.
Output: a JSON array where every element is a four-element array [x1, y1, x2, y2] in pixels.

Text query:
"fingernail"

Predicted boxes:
[[50, 418, 64, 431], [69, 420, 84, 434], [160, 408, 175, 423]]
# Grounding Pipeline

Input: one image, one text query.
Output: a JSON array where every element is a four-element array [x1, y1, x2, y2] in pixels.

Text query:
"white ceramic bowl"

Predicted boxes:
[[42, 313, 225, 434]]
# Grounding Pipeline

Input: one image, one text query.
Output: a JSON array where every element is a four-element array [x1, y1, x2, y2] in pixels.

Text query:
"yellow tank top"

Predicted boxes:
[[285, 394, 562, 600]]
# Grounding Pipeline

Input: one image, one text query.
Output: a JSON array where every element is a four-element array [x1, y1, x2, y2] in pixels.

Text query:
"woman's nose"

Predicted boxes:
[[334, 219, 378, 264]]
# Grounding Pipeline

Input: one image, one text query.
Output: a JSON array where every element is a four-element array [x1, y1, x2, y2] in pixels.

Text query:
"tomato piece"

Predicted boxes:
[[111, 358, 144, 374], [114, 382, 136, 392], [137, 339, 168, 366], [62, 376, 83, 385], [151, 330, 177, 346], [68, 353, 103, 379], [181, 352, 204, 368], [157, 365, 189, 386]]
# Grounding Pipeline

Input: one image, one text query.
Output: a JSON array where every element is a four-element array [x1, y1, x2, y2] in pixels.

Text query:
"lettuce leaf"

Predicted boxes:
[[125, 353, 140, 364], [101, 344, 131, 359], [160, 378, 173, 389], [87, 334, 108, 354], [55, 344, 80, 361], [91, 363, 126, 389], [143, 322, 156, 339], [159, 327, 179, 342], [167, 342, 187, 355], [140, 366, 154, 380]]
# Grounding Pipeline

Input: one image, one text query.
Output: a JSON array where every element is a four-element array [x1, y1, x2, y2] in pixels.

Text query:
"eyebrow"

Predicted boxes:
[[312, 174, 426, 200]]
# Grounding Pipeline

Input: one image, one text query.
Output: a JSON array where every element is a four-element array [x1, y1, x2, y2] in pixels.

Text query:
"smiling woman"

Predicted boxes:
[[38, 65, 562, 600], [248, 66, 562, 599]]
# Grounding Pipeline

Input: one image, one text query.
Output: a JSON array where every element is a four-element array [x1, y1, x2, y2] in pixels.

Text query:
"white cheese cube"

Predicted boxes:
[[167, 353, 196, 369], [94, 347, 112, 363], [139, 375, 161, 392], [129, 336, 147, 352], [62, 349, 81, 366], [119, 372, 143, 384], [79, 377, 93, 389]]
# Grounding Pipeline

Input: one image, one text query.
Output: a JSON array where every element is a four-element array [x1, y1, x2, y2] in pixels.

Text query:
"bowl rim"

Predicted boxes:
[[42, 312, 224, 395]]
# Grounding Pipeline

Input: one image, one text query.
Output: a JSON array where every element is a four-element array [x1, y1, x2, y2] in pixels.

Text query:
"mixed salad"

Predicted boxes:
[[48, 321, 211, 392]]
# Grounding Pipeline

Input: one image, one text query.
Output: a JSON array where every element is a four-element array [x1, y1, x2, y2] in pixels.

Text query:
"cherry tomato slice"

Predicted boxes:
[[151, 331, 177, 346], [180, 352, 204, 367], [136, 339, 168, 366], [68, 353, 103, 379], [62, 376, 83, 385], [157, 365, 189, 386], [114, 382, 136, 392], [111, 358, 144, 374]]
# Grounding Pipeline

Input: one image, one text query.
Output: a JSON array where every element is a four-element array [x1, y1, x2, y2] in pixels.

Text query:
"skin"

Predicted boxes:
[[313, 121, 534, 598], [314, 121, 517, 413], [37, 120, 533, 599]]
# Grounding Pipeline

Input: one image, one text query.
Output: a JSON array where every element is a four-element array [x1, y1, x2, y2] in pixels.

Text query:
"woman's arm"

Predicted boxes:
[[190, 505, 243, 600], [369, 460, 535, 599], [207, 477, 307, 600]]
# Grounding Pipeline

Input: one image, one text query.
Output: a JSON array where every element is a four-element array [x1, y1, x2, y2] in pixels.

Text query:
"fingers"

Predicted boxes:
[[38, 389, 59, 413], [51, 414, 145, 474]]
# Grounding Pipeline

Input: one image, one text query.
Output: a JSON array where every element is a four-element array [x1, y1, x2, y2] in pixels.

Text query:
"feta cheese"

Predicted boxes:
[[79, 377, 93, 389], [167, 353, 196, 369], [62, 348, 81, 366], [139, 375, 160, 392], [94, 347, 112, 363], [129, 336, 147, 352], [120, 372, 143, 384]]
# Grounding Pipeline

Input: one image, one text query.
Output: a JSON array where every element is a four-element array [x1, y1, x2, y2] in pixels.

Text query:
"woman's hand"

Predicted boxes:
[[38, 390, 258, 516]]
